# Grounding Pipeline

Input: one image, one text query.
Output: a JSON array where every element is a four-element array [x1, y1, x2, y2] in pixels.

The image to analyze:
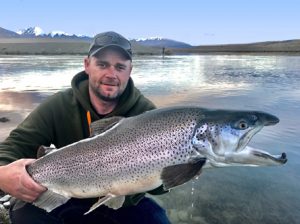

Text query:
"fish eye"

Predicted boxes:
[[238, 120, 248, 129]]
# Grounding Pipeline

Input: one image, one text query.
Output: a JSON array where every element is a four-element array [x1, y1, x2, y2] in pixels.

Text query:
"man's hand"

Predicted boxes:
[[0, 159, 46, 202]]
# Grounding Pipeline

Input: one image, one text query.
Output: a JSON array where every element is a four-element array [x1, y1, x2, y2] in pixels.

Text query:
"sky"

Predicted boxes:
[[1, 0, 299, 45]]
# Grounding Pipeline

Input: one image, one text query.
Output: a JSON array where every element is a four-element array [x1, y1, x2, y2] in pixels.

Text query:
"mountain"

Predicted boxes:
[[14, 26, 90, 40], [131, 37, 192, 48], [16, 27, 44, 36], [2, 26, 191, 47], [0, 27, 20, 38]]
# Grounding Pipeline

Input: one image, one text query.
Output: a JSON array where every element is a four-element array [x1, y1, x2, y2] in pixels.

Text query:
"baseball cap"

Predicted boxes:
[[88, 31, 132, 60]]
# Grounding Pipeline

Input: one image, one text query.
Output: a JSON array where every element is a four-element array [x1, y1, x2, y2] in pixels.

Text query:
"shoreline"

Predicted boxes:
[[1, 38, 300, 56], [1, 51, 300, 56], [0, 91, 50, 141]]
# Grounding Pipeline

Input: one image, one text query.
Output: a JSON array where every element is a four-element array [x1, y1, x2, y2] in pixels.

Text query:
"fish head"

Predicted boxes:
[[192, 110, 287, 167]]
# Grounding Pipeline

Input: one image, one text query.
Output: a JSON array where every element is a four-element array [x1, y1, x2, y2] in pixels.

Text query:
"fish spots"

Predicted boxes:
[[28, 107, 209, 200]]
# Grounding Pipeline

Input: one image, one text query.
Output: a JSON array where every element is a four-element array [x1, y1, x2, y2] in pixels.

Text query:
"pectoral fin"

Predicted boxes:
[[33, 190, 70, 212], [161, 157, 206, 190]]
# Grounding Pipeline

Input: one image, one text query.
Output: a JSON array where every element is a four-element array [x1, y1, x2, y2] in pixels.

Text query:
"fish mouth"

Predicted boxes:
[[251, 150, 287, 164], [236, 126, 262, 152], [224, 146, 288, 166]]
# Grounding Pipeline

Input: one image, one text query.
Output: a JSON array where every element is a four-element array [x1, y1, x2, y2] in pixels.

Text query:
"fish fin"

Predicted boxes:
[[161, 157, 207, 190], [90, 116, 124, 136], [33, 190, 70, 212], [37, 145, 57, 158], [104, 195, 125, 210], [84, 194, 117, 215]]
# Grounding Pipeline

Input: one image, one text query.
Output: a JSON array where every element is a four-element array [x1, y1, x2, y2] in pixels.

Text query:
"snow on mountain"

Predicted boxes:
[[49, 30, 71, 37], [15, 26, 90, 39], [17, 26, 44, 36], [135, 37, 164, 41], [8, 26, 191, 47]]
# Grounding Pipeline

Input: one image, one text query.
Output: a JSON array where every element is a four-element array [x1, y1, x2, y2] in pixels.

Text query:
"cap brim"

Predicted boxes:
[[89, 44, 132, 60]]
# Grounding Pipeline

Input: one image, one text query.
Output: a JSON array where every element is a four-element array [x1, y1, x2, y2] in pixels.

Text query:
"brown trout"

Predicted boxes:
[[25, 106, 287, 214]]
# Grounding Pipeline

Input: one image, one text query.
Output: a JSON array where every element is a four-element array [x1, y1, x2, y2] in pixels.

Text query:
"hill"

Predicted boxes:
[[171, 39, 300, 54], [131, 37, 192, 48], [0, 27, 20, 38]]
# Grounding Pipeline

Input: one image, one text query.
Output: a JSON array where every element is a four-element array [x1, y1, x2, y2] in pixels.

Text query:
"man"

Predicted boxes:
[[0, 31, 171, 224]]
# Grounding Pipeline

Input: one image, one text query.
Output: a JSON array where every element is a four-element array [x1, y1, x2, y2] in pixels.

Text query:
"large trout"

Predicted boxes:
[[25, 106, 287, 214]]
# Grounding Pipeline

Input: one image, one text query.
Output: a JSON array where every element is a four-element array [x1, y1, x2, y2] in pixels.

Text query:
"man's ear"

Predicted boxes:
[[84, 57, 90, 74], [129, 64, 133, 74]]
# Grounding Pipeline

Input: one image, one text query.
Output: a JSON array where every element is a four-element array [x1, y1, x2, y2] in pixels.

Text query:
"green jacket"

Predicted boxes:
[[0, 71, 165, 206]]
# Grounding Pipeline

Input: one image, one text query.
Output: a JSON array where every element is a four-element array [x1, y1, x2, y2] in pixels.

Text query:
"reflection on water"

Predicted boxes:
[[1, 55, 300, 223], [0, 55, 83, 91]]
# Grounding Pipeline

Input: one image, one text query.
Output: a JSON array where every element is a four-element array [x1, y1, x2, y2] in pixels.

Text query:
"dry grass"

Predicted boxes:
[[0, 38, 160, 55], [1, 38, 299, 55]]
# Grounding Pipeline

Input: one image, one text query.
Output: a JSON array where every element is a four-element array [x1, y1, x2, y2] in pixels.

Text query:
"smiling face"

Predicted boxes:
[[84, 47, 132, 102]]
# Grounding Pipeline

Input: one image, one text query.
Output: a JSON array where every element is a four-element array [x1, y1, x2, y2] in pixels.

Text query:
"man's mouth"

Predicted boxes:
[[100, 82, 119, 87]]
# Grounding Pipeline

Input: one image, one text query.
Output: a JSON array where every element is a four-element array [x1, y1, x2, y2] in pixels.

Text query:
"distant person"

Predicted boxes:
[[0, 31, 171, 224], [162, 47, 165, 58]]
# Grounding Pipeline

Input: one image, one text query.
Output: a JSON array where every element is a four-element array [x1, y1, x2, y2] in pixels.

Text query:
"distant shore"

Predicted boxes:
[[1, 38, 300, 55]]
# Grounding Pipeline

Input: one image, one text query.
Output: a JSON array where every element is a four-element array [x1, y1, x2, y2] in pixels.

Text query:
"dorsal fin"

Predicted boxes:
[[37, 145, 57, 158], [90, 116, 124, 136]]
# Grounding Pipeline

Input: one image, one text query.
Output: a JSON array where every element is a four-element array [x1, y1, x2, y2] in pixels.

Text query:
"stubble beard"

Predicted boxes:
[[90, 84, 122, 102]]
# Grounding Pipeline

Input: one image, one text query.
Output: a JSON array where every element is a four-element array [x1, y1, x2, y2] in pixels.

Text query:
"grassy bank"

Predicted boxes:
[[1, 38, 300, 55], [0, 38, 161, 55], [169, 39, 300, 55]]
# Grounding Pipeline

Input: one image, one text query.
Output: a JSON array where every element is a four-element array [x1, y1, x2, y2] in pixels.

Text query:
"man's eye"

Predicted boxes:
[[98, 63, 107, 68], [116, 65, 125, 71]]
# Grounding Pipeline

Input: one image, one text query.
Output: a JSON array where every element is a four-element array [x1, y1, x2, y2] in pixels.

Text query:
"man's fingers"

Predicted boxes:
[[20, 159, 47, 193], [21, 171, 47, 193]]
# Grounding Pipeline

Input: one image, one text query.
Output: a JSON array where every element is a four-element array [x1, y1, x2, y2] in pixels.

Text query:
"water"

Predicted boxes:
[[1, 54, 300, 223]]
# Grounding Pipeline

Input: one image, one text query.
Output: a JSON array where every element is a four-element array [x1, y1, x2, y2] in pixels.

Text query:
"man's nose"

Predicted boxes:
[[106, 66, 117, 77]]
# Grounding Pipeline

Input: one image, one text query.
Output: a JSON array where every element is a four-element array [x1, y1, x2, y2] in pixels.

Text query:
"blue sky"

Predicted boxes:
[[1, 0, 299, 45]]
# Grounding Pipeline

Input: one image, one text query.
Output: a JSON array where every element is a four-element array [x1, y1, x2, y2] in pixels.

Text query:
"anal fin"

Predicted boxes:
[[161, 157, 206, 190]]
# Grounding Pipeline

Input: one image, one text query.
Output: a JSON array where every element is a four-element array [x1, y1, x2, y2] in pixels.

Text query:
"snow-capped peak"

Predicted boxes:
[[135, 37, 164, 41], [17, 26, 44, 36], [49, 30, 71, 37]]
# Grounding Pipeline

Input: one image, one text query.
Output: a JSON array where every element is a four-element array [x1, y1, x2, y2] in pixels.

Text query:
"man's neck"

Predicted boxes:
[[89, 91, 118, 116]]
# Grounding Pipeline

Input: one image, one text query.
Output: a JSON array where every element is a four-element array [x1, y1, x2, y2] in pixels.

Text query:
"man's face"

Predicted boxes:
[[84, 49, 132, 102]]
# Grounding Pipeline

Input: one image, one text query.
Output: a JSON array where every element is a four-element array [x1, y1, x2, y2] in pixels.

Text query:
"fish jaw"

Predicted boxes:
[[201, 146, 287, 168], [222, 146, 287, 167]]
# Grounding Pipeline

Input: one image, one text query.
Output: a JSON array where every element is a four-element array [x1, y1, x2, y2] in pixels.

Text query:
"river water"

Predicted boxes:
[[0, 54, 299, 223]]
